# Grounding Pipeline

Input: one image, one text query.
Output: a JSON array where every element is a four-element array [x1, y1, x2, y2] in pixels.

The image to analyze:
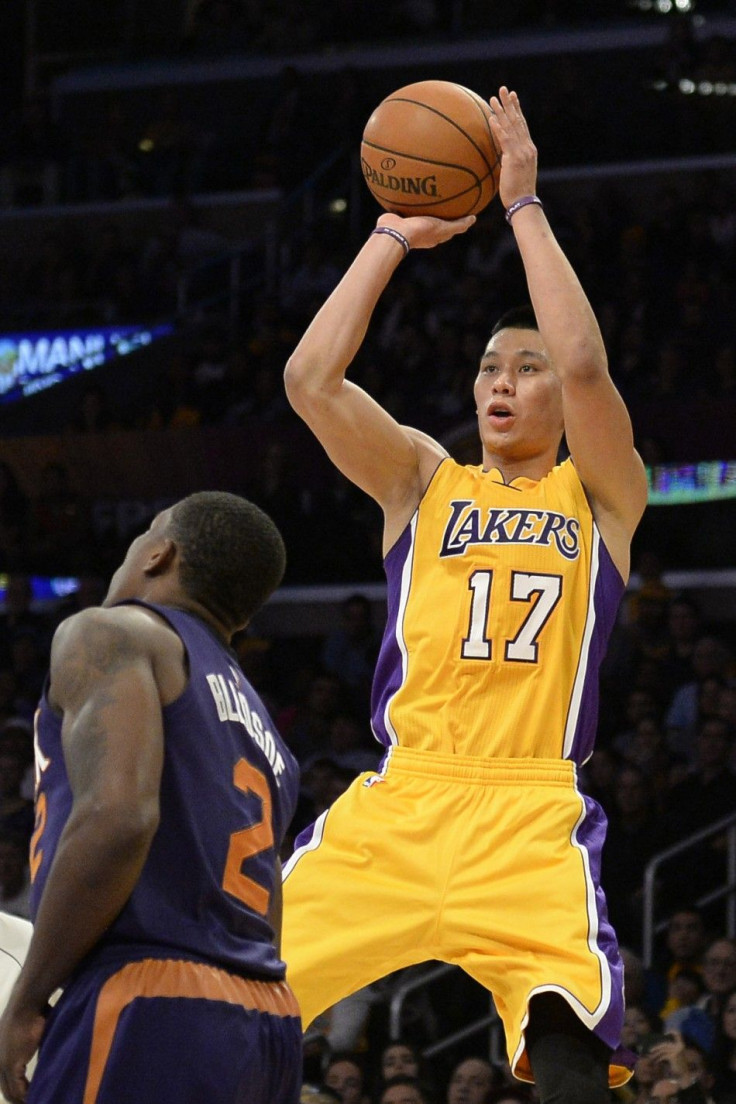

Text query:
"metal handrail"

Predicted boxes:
[[389, 962, 503, 1062], [389, 963, 455, 1039], [642, 811, 736, 968]]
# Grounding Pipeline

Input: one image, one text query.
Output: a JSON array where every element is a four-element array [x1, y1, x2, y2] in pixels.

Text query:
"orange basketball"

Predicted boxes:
[[360, 80, 501, 220]]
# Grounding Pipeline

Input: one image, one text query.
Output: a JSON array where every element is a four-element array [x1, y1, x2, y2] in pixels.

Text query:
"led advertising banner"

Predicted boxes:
[[647, 461, 736, 505], [0, 323, 174, 405]]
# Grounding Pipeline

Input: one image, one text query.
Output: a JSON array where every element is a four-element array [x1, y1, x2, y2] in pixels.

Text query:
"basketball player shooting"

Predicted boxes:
[[281, 85, 648, 1104]]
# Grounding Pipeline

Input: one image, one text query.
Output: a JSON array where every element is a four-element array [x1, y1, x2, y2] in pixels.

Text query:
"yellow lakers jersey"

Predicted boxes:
[[370, 457, 625, 761]]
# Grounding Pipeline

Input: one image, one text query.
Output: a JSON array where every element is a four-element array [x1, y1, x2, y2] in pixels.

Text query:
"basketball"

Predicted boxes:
[[360, 80, 501, 220]]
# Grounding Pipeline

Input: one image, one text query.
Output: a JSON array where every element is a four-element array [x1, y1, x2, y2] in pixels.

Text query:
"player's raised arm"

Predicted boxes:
[[0, 608, 167, 1103], [489, 88, 648, 566], [284, 213, 474, 519]]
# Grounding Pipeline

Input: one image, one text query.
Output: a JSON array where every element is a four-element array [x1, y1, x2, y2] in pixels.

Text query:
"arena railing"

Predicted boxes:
[[642, 812, 736, 969], [387, 962, 504, 1063]]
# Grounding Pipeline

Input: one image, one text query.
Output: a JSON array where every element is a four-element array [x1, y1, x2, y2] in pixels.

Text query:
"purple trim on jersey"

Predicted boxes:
[[565, 534, 625, 766], [292, 815, 322, 854], [370, 522, 414, 747], [577, 791, 626, 1054]]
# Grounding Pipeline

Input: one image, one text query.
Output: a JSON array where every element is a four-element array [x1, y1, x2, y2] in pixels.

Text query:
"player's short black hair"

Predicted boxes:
[[168, 491, 286, 631], [490, 304, 538, 337]]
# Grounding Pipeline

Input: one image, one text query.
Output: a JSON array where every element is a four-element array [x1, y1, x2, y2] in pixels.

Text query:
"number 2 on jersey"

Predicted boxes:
[[222, 759, 273, 914], [461, 570, 562, 662]]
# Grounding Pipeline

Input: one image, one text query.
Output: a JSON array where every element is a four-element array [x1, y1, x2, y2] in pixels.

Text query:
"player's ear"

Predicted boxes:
[[143, 538, 177, 576]]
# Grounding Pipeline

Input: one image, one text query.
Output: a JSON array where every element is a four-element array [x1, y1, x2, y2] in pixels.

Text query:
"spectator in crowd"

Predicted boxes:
[[621, 946, 648, 1011], [628, 1030, 711, 1104], [609, 688, 664, 764], [665, 636, 735, 761], [664, 939, 736, 1058], [697, 940, 736, 1023], [0, 836, 31, 920], [323, 712, 381, 774], [301, 1087, 342, 1103], [709, 985, 736, 1103], [616, 716, 673, 787], [620, 1004, 662, 1054], [277, 671, 345, 763], [324, 1052, 370, 1104], [445, 1056, 500, 1103], [661, 596, 704, 696], [580, 745, 620, 814], [321, 593, 380, 713], [0, 739, 33, 842], [485, 1090, 534, 1104], [602, 763, 667, 950], [649, 908, 707, 1021], [662, 719, 736, 907], [0, 719, 33, 801], [679, 1041, 717, 1104], [379, 1075, 432, 1104], [380, 1041, 423, 1083]]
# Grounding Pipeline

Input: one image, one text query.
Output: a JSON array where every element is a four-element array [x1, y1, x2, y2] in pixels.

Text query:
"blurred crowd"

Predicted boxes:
[[1, 171, 736, 586], [3, 10, 736, 207]]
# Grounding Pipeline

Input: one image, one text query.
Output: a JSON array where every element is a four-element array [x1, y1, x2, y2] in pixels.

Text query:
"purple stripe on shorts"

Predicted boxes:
[[370, 522, 414, 747], [577, 791, 626, 1054]]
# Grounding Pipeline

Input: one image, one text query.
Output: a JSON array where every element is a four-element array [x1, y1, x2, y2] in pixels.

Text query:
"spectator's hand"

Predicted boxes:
[[649, 1029, 687, 1079], [488, 86, 538, 211]]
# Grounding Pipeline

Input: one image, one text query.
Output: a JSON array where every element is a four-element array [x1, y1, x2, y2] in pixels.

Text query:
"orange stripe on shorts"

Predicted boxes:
[[84, 958, 299, 1104]]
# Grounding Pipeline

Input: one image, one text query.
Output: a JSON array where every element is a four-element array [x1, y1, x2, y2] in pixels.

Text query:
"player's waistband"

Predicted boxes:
[[87, 955, 300, 1019], [383, 746, 576, 787]]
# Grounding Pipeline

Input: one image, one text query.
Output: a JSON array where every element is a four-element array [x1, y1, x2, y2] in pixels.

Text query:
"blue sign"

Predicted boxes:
[[0, 323, 174, 405], [647, 460, 736, 504]]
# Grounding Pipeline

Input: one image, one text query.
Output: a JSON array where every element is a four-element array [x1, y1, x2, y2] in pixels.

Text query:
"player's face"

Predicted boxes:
[[104, 509, 173, 605], [474, 327, 563, 467]]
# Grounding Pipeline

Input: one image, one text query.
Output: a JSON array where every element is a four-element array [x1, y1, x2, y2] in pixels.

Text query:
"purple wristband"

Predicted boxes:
[[505, 195, 543, 224], [370, 226, 410, 256]]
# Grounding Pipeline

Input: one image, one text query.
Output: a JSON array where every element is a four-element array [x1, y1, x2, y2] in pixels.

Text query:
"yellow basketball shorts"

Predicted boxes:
[[282, 746, 633, 1087]]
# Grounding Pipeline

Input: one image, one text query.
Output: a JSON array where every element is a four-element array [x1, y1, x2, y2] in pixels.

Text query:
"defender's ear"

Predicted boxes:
[[142, 538, 177, 577]]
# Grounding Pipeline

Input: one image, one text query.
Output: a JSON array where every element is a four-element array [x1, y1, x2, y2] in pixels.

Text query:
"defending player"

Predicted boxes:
[[0, 492, 301, 1104], [281, 87, 648, 1103]]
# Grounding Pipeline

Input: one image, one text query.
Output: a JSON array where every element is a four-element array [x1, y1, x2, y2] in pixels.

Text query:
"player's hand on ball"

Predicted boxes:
[[488, 87, 538, 211], [375, 212, 476, 250]]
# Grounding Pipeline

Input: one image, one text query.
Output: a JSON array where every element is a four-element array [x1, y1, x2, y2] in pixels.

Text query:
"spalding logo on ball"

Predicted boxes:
[[360, 80, 501, 220]]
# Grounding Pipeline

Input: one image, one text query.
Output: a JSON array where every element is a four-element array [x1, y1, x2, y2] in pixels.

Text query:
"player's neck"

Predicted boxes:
[[481, 449, 557, 484]]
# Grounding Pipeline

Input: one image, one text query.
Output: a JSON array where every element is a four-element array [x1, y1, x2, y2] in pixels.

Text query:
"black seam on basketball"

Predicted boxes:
[[457, 87, 502, 171], [383, 96, 499, 169], [362, 139, 484, 184]]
